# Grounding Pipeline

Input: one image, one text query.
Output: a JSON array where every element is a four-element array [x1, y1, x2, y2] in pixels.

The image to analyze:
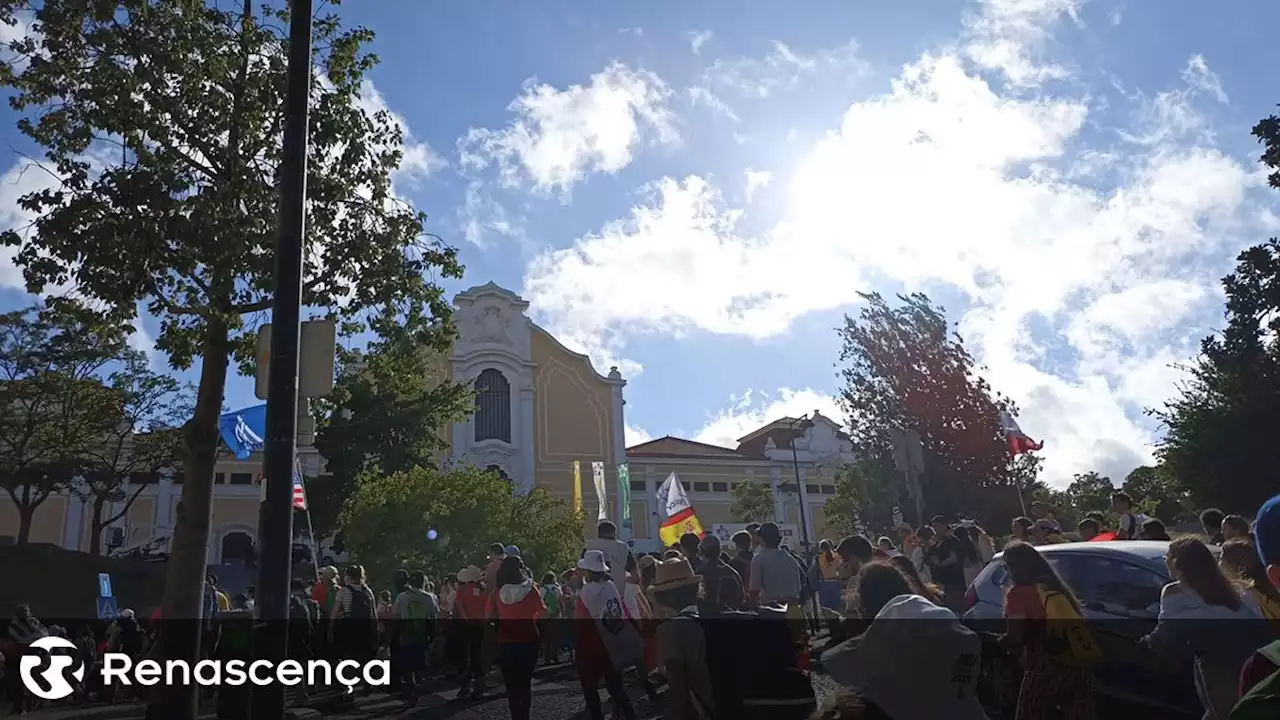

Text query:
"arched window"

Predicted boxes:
[[474, 368, 512, 443], [486, 465, 512, 484], [220, 531, 254, 565]]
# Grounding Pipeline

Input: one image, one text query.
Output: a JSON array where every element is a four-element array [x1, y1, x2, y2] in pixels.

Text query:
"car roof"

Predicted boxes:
[[993, 539, 1219, 565]]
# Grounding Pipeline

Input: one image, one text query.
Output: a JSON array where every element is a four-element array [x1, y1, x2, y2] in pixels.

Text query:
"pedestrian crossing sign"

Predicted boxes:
[[97, 596, 118, 620]]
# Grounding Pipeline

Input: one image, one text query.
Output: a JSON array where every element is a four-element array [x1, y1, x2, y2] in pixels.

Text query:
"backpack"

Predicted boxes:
[[682, 606, 816, 720], [400, 592, 435, 644], [1037, 584, 1102, 666], [1232, 641, 1280, 720]]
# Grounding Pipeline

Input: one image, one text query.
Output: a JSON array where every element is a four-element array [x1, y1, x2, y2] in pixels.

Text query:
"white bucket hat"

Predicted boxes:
[[577, 549, 609, 573]]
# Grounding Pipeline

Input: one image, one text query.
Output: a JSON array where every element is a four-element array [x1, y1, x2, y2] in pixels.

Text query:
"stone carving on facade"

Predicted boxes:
[[473, 305, 512, 346]]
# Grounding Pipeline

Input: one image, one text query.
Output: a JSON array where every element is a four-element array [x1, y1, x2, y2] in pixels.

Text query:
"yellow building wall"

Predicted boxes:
[[530, 327, 619, 536], [213, 498, 261, 530], [0, 494, 67, 544]]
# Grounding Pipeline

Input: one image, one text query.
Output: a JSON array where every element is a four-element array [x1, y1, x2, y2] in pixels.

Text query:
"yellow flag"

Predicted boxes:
[[572, 461, 582, 513]]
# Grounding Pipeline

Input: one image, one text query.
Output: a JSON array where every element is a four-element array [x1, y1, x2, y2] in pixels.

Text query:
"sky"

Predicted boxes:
[[2, 0, 1279, 488]]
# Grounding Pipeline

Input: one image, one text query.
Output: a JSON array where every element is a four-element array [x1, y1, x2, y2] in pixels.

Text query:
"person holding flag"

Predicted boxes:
[[656, 473, 704, 549]]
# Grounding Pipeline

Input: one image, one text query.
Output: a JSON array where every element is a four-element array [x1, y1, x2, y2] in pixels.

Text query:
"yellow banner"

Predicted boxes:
[[658, 512, 703, 548], [572, 461, 582, 513]]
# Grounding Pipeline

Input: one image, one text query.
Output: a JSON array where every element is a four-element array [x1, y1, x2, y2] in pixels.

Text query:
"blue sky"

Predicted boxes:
[[3, 0, 1279, 487]]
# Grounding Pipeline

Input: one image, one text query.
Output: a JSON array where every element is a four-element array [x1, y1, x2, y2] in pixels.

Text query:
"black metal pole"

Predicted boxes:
[[788, 415, 823, 627], [253, 0, 311, 718], [788, 415, 811, 549]]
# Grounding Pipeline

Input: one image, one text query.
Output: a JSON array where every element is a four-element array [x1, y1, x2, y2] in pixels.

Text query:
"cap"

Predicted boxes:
[[1255, 493, 1280, 566], [504, 544, 520, 557]]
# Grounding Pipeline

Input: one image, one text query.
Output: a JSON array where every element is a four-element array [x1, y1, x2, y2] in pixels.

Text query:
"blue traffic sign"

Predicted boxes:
[[96, 596, 118, 620], [98, 572, 113, 598]]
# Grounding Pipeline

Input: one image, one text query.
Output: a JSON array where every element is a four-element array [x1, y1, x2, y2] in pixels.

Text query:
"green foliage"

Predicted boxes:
[[729, 479, 774, 523], [838, 292, 1025, 524], [74, 348, 192, 556], [339, 465, 584, 586], [1155, 240, 1280, 514], [0, 304, 130, 543], [1121, 465, 1190, 523], [310, 331, 473, 537], [1062, 471, 1114, 517], [823, 459, 896, 538], [0, 0, 462, 656]]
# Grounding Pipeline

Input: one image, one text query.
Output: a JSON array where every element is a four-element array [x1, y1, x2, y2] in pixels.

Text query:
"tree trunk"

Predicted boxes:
[[16, 504, 32, 545], [88, 498, 105, 557], [146, 316, 229, 720]]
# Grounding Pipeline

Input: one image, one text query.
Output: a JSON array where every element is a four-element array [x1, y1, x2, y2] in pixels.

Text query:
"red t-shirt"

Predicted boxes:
[[494, 587, 544, 645], [454, 583, 488, 621], [1005, 584, 1049, 646], [1240, 652, 1278, 697]]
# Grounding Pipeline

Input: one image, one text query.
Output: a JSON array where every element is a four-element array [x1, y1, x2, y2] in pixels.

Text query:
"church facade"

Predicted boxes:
[[1, 281, 855, 558]]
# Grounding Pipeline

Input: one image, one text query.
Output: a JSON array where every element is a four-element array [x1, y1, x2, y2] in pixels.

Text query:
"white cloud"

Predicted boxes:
[[524, 0, 1267, 487], [128, 316, 157, 360], [625, 422, 653, 447], [744, 169, 772, 201], [459, 63, 678, 196], [458, 181, 523, 247], [689, 30, 713, 55], [691, 40, 870, 120], [353, 79, 446, 193], [692, 388, 844, 449]]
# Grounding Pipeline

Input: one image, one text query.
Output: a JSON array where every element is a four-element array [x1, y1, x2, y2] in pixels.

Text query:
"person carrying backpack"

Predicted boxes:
[[1232, 493, 1280, 719], [1111, 492, 1149, 540], [331, 565, 380, 697], [393, 571, 437, 706], [1001, 541, 1099, 719]]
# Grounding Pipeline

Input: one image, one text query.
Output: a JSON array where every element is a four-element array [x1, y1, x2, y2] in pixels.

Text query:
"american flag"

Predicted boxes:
[[292, 473, 307, 510]]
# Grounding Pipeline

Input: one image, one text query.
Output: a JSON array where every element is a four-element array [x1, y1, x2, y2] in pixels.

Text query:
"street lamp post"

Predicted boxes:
[[786, 415, 824, 626], [252, 0, 312, 718]]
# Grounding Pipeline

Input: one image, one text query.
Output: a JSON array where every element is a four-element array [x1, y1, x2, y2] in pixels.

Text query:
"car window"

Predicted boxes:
[[1047, 553, 1167, 618]]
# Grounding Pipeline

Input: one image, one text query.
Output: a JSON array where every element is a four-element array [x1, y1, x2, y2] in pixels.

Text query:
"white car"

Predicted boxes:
[[962, 540, 1213, 718]]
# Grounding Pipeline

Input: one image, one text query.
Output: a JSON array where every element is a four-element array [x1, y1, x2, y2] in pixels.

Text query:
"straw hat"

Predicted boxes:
[[647, 557, 701, 594], [637, 554, 656, 570], [456, 565, 483, 583], [577, 549, 609, 573]]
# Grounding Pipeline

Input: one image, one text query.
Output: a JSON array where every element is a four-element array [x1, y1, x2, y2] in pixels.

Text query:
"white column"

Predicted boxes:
[[611, 384, 627, 525], [63, 491, 84, 551], [646, 464, 659, 541], [770, 466, 784, 523], [156, 473, 174, 529], [519, 384, 536, 495], [797, 466, 815, 547]]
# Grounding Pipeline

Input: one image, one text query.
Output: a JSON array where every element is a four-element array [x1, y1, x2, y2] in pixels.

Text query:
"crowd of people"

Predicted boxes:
[[7, 492, 1280, 719]]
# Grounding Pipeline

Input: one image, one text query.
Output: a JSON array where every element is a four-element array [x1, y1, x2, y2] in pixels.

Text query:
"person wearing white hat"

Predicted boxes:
[[573, 550, 641, 720], [452, 566, 488, 698]]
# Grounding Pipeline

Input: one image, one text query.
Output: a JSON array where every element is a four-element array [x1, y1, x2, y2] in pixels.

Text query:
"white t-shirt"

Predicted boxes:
[[1118, 512, 1150, 539], [585, 537, 633, 590]]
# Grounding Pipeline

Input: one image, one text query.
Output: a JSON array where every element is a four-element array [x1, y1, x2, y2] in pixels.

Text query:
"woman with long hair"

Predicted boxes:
[[491, 555, 545, 720], [887, 554, 944, 606], [1001, 541, 1097, 720], [1142, 536, 1267, 719], [1220, 536, 1280, 627]]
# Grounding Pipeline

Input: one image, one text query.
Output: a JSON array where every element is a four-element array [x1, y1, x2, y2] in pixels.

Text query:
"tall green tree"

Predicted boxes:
[[339, 465, 583, 585], [838, 292, 1027, 526], [73, 348, 191, 556], [1155, 240, 1280, 514], [310, 331, 472, 538], [0, 304, 129, 544], [1062, 471, 1115, 518], [822, 459, 896, 538], [0, 2, 461, 714], [1121, 465, 1190, 523], [729, 478, 775, 523]]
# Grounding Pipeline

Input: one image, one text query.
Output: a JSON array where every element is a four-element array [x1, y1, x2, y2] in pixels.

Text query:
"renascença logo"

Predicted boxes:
[[21, 636, 389, 700], [20, 636, 86, 700]]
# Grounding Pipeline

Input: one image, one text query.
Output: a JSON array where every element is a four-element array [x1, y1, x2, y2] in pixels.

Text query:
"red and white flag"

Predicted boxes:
[[291, 471, 307, 510], [999, 411, 1043, 456]]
